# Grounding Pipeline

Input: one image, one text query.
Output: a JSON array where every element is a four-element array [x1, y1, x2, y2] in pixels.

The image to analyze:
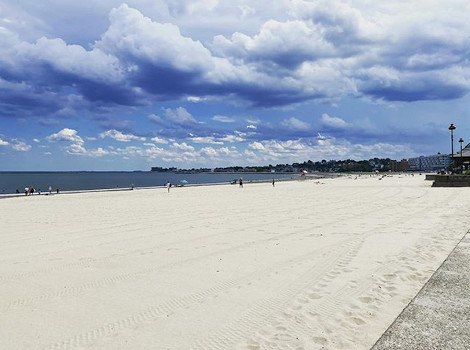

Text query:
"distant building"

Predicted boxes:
[[453, 143, 470, 172], [390, 159, 410, 172], [408, 153, 450, 172]]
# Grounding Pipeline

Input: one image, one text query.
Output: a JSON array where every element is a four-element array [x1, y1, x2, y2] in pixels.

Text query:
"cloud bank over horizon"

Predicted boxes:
[[1, 0, 469, 170]]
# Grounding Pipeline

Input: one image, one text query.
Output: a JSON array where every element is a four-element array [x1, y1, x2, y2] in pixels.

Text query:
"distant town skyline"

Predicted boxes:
[[1, 1, 470, 170]]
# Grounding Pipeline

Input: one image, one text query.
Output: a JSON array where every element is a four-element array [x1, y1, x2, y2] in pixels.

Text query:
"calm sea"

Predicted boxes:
[[0, 172, 298, 195]]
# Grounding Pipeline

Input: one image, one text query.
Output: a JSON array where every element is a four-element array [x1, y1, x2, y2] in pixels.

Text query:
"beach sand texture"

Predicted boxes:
[[1, 175, 469, 349]]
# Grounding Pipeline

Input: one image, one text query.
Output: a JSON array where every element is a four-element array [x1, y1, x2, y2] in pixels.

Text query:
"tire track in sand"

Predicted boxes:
[[189, 237, 364, 350], [0, 210, 350, 314], [43, 238, 358, 350], [237, 190, 458, 349], [0, 187, 402, 283]]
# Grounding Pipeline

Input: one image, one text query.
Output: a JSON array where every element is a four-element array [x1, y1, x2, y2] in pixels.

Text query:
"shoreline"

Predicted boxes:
[[0, 173, 344, 200], [0, 172, 311, 197], [0, 174, 313, 199], [0, 171, 420, 198], [0, 172, 418, 199]]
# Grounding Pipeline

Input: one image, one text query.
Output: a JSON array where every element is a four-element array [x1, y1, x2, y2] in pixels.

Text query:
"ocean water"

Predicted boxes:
[[0, 172, 298, 195]]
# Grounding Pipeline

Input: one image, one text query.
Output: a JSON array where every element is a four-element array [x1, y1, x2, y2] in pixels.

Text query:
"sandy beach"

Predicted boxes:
[[1, 174, 469, 349]]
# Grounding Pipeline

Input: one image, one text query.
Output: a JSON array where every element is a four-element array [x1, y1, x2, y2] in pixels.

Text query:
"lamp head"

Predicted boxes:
[[449, 123, 456, 131]]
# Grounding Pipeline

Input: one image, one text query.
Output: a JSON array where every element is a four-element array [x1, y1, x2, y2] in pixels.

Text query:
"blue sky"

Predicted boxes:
[[1, 0, 470, 171]]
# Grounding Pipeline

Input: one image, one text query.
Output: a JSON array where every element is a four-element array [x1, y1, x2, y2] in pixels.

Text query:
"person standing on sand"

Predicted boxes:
[[239, 178, 243, 188], [48, 186, 52, 194], [272, 179, 275, 187], [166, 181, 171, 192]]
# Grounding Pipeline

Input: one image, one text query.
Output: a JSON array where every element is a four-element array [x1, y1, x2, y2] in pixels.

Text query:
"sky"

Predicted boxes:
[[1, 0, 470, 171]]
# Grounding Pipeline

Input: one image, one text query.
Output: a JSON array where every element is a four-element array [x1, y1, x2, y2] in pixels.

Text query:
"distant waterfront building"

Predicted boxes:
[[453, 143, 470, 172], [390, 159, 410, 172], [408, 153, 450, 172]]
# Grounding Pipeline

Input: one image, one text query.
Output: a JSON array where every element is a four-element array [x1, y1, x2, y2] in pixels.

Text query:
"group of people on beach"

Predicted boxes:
[[22, 187, 36, 196], [20, 186, 57, 196]]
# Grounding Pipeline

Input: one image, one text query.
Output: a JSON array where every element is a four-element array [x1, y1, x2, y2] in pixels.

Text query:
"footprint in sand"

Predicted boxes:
[[290, 304, 303, 311], [359, 296, 373, 304], [275, 325, 288, 332], [382, 273, 397, 281], [349, 316, 366, 325], [349, 303, 360, 310], [348, 280, 358, 288], [308, 292, 322, 300], [306, 311, 320, 320]]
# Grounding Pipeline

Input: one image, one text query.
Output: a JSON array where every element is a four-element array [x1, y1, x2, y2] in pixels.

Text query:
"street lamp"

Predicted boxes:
[[459, 137, 464, 173], [449, 123, 456, 172]]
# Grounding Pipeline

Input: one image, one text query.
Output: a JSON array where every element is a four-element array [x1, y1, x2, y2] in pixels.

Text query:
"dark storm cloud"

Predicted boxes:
[[2, 1, 470, 122]]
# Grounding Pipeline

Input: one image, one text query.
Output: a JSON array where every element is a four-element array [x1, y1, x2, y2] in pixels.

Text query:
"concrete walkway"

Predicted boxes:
[[372, 231, 470, 350]]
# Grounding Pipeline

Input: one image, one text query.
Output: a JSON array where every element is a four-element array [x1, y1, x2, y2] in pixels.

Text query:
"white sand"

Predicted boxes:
[[1, 174, 470, 349]]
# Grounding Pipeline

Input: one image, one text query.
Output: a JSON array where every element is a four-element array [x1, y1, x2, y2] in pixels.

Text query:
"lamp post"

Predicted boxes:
[[459, 137, 464, 173], [449, 123, 456, 172]]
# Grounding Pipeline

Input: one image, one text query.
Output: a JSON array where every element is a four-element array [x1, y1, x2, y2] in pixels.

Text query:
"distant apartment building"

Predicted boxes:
[[390, 159, 410, 172], [408, 153, 450, 172]]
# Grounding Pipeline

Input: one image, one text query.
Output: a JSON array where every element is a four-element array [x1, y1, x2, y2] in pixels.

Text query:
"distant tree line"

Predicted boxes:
[[294, 158, 393, 173], [151, 158, 396, 173]]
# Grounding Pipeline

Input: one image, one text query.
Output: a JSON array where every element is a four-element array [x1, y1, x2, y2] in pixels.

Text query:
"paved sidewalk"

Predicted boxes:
[[372, 231, 470, 350]]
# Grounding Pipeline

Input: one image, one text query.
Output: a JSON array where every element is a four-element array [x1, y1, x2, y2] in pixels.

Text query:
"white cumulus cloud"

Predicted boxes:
[[320, 113, 350, 129], [189, 136, 224, 145], [0, 138, 10, 146], [164, 107, 197, 125], [97, 4, 214, 73], [151, 136, 168, 144], [99, 129, 146, 142], [47, 128, 84, 145], [11, 140, 32, 152], [281, 117, 310, 131]]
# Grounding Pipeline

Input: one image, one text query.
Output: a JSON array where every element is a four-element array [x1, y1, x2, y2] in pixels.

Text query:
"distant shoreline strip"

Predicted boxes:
[[0, 175, 315, 199]]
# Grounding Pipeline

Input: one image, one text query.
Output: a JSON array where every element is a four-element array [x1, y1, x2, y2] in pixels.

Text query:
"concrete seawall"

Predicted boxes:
[[430, 174, 470, 187]]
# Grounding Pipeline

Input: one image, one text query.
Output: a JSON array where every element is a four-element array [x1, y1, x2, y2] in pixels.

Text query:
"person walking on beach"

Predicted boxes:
[[239, 177, 243, 188], [272, 179, 275, 187], [166, 181, 171, 193], [48, 186, 52, 194]]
